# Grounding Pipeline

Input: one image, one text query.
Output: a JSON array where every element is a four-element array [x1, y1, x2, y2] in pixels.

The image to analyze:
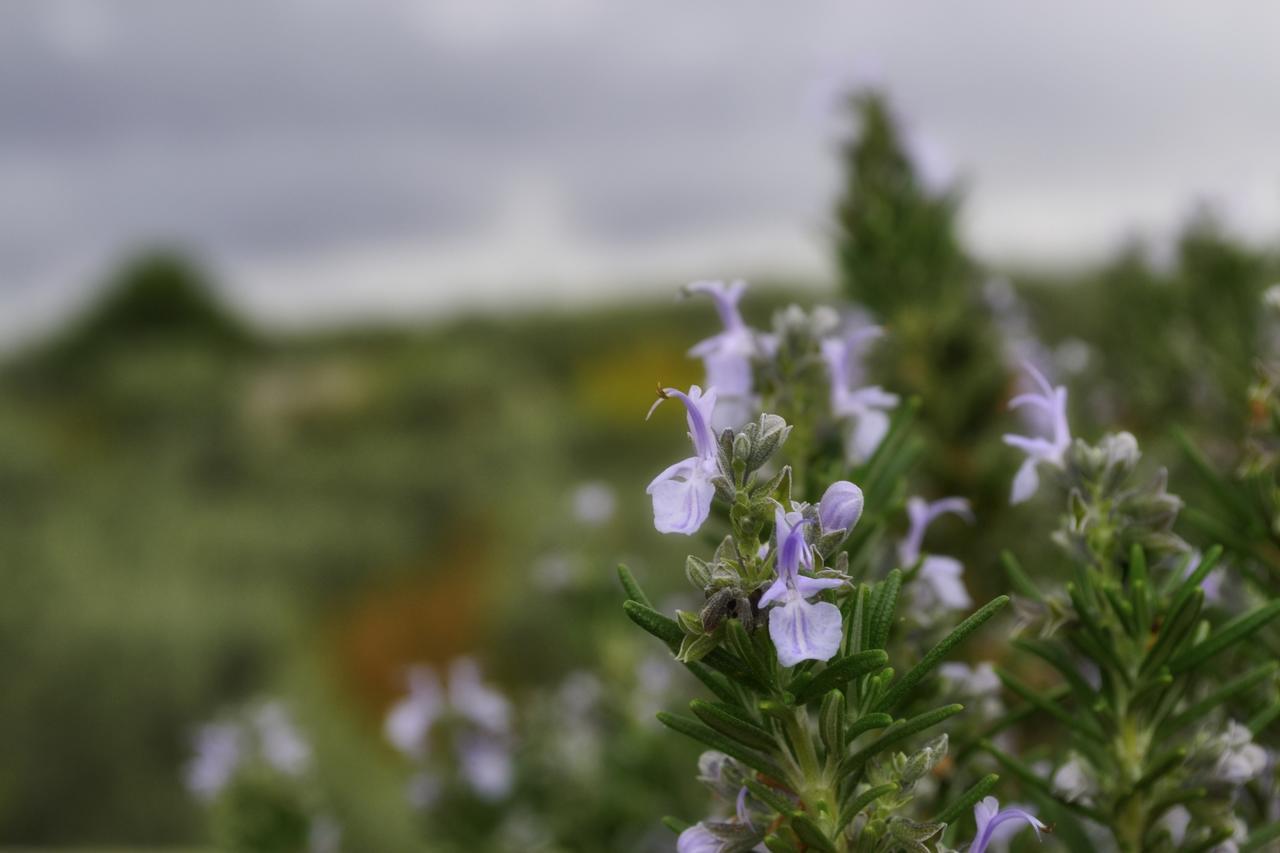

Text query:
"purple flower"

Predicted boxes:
[[1003, 362, 1071, 504], [186, 722, 243, 800], [968, 796, 1047, 853], [762, 506, 844, 667], [899, 497, 974, 612], [686, 280, 759, 431], [818, 480, 864, 535], [646, 385, 722, 535], [821, 330, 898, 462], [898, 496, 973, 568]]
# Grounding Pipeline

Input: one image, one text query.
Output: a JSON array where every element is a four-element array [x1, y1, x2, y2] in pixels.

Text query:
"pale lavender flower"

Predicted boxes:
[[1214, 720, 1267, 784], [253, 702, 311, 776], [677, 823, 723, 853], [448, 657, 512, 734], [822, 329, 898, 462], [899, 497, 974, 613], [386, 658, 514, 801], [385, 666, 445, 759], [762, 506, 844, 667], [818, 480, 864, 536], [571, 480, 616, 525], [1052, 755, 1094, 804], [686, 280, 759, 431], [1003, 362, 1071, 504], [646, 385, 722, 535], [968, 796, 1047, 853], [938, 662, 1003, 721], [456, 733, 514, 800], [185, 722, 243, 800]]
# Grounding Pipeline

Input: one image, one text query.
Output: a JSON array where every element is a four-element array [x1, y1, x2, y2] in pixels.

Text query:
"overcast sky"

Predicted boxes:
[[3, 1, 1280, 340]]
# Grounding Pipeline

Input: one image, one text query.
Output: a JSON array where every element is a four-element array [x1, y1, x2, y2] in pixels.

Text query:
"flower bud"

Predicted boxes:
[[819, 480, 864, 535]]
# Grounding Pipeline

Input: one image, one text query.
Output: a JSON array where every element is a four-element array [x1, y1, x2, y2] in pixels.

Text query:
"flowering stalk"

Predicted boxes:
[[624, 286, 1029, 852], [990, 366, 1280, 852]]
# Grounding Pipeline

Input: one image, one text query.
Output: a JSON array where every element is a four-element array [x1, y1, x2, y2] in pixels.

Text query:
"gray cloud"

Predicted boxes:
[[2, 1, 1279, 337]]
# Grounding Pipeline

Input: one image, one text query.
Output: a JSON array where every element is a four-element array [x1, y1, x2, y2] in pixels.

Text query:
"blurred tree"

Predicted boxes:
[[832, 90, 1010, 512], [49, 249, 252, 365]]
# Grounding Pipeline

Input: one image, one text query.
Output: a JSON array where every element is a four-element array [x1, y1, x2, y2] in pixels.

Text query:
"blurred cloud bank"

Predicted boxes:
[[3, 0, 1280, 339]]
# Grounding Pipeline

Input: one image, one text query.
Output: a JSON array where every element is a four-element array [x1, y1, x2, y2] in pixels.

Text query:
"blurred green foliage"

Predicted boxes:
[[0, 88, 1278, 850]]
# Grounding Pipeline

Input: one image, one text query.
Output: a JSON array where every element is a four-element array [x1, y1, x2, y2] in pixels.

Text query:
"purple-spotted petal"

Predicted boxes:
[[769, 597, 842, 668]]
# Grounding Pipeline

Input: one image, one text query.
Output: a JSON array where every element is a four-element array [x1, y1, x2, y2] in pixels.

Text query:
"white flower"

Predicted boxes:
[[570, 481, 616, 525], [1214, 720, 1267, 785], [1052, 755, 1094, 804]]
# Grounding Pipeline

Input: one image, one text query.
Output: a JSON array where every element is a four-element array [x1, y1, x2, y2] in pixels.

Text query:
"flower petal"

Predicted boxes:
[[769, 597, 842, 668], [649, 461, 715, 535], [1010, 457, 1041, 505]]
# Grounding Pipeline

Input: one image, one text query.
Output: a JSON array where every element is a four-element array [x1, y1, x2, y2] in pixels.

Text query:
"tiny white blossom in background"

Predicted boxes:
[[1213, 720, 1267, 785], [185, 701, 311, 802], [254, 702, 311, 776], [1052, 754, 1095, 804], [385, 657, 515, 803], [570, 480, 616, 525], [1003, 362, 1071, 504], [938, 662, 1003, 721], [186, 722, 242, 801]]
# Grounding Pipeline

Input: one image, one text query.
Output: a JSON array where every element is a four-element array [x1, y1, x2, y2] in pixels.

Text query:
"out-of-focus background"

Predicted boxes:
[[2, 2, 1279, 850]]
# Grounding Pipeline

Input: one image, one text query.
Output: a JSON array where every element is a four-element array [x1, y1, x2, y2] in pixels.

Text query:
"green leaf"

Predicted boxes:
[[617, 564, 654, 608], [677, 632, 721, 663], [624, 601, 765, 690], [1169, 545, 1223, 614], [836, 782, 897, 832], [690, 699, 777, 753], [1012, 638, 1100, 706], [656, 712, 785, 780], [1169, 600, 1280, 674], [845, 583, 869, 656], [1001, 550, 1043, 602], [685, 661, 741, 707], [726, 618, 773, 687], [792, 650, 889, 704], [661, 816, 689, 834], [845, 711, 893, 741], [789, 814, 836, 853], [1242, 821, 1280, 852], [624, 599, 682, 649], [743, 777, 798, 817], [996, 667, 1105, 742], [980, 741, 1106, 823], [819, 690, 845, 758], [934, 773, 998, 826], [875, 597, 1009, 714], [763, 832, 800, 853], [1163, 661, 1278, 733], [1139, 588, 1203, 677], [838, 704, 963, 780], [869, 569, 903, 650]]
